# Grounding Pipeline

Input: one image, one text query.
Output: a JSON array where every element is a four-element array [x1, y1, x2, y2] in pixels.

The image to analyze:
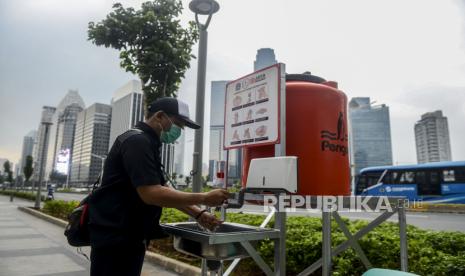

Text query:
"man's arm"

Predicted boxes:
[[177, 204, 203, 218], [136, 185, 228, 208]]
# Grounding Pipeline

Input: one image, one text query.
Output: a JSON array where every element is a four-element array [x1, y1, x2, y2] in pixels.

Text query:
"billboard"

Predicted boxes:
[[224, 63, 284, 149], [55, 149, 70, 175]]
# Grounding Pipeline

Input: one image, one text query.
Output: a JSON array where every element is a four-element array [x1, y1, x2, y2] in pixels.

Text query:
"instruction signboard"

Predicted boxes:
[[224, 63, 284, 149]]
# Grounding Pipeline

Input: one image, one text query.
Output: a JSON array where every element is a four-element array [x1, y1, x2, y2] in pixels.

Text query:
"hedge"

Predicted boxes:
[[158, 209, 465, 275], [42, 200, 80, 221], [0, 190, 45, 201], [39, 201, 465, 275]]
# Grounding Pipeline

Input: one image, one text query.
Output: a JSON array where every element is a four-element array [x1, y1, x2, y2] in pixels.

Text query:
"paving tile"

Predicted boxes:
[[0, 237, 59, 251], [0, 253, 85, 276], [0, 227, 38, 237]]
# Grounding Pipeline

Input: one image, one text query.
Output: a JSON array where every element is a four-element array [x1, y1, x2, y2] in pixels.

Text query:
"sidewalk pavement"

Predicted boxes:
[[0, 195, 179, 276]]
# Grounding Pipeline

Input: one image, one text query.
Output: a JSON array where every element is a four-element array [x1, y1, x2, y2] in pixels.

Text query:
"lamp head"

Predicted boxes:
[[189, 0, 219, 15]]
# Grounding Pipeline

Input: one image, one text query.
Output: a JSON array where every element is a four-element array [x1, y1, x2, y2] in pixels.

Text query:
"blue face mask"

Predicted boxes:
[[159, 116, 182, 144]]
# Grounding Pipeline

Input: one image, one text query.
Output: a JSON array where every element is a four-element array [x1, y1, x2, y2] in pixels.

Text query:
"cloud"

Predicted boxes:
[[1, 0, 465, 170]]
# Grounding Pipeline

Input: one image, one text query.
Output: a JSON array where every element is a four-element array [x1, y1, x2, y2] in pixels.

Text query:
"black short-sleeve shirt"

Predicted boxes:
[[89, 122, 166, 248]]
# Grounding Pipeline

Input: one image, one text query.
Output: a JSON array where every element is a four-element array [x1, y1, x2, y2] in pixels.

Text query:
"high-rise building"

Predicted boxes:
[[254, 48, 277, 71], [71, 103, 112, 186], [414, 110, 452, 163], [32, 106, 56, 182], [45, 90, 85, 181], [174, 131, 185, 176], [14, 163, 21, 178], [208, 81, 241, 183], [20, 130, 37, 175], [109, 80, 144, 148], [349, 97, 393, 175]]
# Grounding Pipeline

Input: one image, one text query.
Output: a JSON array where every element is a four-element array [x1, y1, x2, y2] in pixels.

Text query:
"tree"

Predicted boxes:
[[3, 161, 12, 184], [23, 155, 34, 185], [88, 0, 199, 106]]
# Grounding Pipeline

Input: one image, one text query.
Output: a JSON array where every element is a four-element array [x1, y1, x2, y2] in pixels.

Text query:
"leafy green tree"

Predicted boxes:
[[23, 155, 34, 185], [88, 0, 199, 105], [3, 161, 12, 183]]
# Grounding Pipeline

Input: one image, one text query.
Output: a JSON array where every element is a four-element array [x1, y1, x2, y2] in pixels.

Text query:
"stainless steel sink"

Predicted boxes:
[[161, 222, 280, 260]]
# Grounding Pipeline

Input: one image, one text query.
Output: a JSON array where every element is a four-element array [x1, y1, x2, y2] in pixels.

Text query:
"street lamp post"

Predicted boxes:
[[189, 0, 220, 194], [35, 122, 52, 209]]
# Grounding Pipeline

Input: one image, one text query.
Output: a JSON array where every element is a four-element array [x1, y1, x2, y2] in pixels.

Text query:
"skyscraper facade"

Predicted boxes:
[[254, 48, 277, 71], [349, 97, 393, 174], [208, 81, 241, 183], [414, 110, 452, 163], [71, 103, 112, 186], [45, 90, 85, 181], [20, 130, 37, 176], [109, 80, 144, 148], [174, 131, 185, 176], [33, 106, 56, 182]]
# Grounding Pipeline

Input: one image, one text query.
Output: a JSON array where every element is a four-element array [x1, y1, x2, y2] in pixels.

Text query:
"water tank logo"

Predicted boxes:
[[320, 112, 348, 156]]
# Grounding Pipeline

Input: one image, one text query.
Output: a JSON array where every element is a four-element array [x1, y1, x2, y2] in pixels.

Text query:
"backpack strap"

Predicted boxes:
[[117, 128, 144, 144]]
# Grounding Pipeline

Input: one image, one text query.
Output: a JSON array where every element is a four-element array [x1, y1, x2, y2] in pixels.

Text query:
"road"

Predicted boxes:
[[54, 192, 465, 232], [0, 195, 179, 276]]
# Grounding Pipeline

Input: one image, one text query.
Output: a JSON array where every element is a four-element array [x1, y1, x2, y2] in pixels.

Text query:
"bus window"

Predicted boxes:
[[390, 171, 402, 184], [381, 171, 392, 184], [455, 168, 465, 183], [443, 170, 455, 182], [418, 170, 441, 195], [355, 175, 367, 194], [356, 171, 383, 194], [400, 171, 415, 184], [416, 171, 426, 185]]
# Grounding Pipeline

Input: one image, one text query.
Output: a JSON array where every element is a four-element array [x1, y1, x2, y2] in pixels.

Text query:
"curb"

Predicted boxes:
[[407, 206, 465, 214], [18, 206, 68, 228], [17, 206, 201, 276], [145, 251, 201, 276]]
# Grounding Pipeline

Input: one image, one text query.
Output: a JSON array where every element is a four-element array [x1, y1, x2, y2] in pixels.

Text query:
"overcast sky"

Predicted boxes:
[[1, 0, 464, 172]]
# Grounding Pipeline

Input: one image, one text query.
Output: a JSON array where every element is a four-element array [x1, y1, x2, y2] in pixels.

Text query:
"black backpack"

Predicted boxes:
[[64, 179, 98, 247]]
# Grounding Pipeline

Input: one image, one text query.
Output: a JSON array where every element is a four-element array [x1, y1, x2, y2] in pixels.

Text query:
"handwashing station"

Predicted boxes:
[[162, 64, 409, 276]]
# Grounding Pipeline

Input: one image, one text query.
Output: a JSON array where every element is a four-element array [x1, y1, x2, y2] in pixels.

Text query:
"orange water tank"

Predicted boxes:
[[241, 73, 350, 195]]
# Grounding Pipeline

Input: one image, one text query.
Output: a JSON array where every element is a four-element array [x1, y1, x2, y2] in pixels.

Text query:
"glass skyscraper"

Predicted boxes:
[[254, 48, 277, 71], [20, 130, 37, 177], [71, 103, 112, 186], [208, 80, 242, 183], [349, 97, 393, 175], [109, 80, 144, 148], [45, 90, 85, 182]]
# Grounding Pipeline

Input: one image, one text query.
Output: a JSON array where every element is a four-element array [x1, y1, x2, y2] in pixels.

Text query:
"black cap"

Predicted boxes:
[[147, 97, 201, 129]]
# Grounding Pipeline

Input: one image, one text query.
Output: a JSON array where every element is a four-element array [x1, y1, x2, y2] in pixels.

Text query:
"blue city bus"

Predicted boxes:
[[355, 161, 465, 204]]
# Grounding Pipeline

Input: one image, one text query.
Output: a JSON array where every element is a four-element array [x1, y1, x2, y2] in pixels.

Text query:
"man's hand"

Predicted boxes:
[[202, 189, 229, 207], [197, 211, 223, 231]]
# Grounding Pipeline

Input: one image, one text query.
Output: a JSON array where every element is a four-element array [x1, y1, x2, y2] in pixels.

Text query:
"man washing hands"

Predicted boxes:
[[88, 98, 229, 276]]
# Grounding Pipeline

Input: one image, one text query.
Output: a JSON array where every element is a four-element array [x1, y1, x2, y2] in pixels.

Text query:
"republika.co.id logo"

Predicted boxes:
[[320, 112, 348, 156]]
